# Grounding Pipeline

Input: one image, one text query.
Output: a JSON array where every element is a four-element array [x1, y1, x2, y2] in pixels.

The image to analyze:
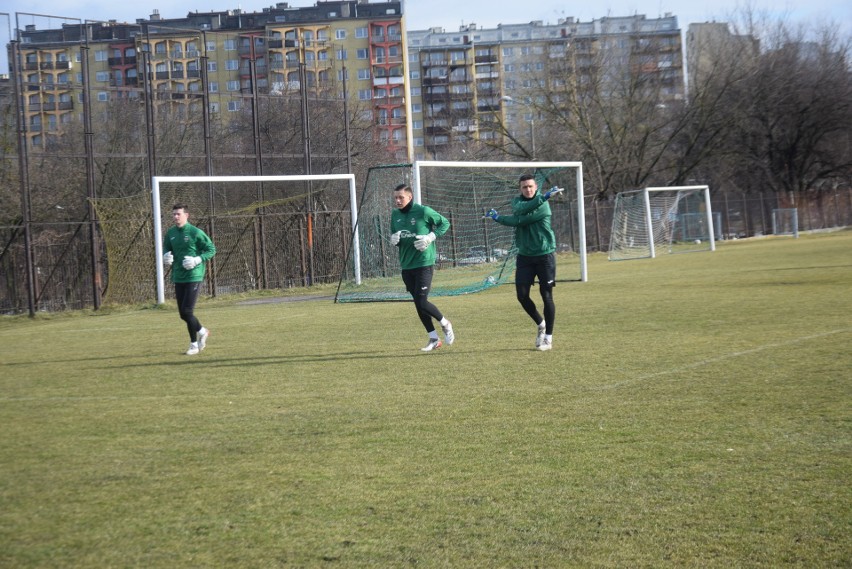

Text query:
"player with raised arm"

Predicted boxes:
[[162, 203, 216, 355], [485, 175, 563, 351], [390, 184, 455, 352]]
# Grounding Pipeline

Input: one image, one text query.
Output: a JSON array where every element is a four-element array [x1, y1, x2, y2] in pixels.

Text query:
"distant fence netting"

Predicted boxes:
[[96, 180, 355, 304], [93, 193, 157, 305], [336, 163, 582, 303]]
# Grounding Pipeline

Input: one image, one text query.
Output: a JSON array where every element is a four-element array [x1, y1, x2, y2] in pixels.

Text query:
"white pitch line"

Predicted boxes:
[[592, 327, 852, 391]]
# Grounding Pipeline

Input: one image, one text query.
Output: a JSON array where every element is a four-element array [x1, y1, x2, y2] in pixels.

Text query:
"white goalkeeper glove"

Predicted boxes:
[[414, 232, 436, 252], [390, 231, 402, 246], [182, 256, 202, 270], [163, 251, 174, 267]]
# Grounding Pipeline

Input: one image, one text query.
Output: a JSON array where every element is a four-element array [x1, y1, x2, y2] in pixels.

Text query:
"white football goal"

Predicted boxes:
[[335, 160, 587, 303], [772, 208, 799, 238], [609, 185, 716, 261], [152, 174, 358, 305]]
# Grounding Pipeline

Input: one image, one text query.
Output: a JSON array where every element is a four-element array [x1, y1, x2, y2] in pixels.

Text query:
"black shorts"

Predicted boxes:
[[515, 253, 556, 287], [401, 265, 434, 297]]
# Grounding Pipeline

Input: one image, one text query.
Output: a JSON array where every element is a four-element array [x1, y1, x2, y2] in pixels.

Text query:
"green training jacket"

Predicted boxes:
[[494, 192, 556, 257], [163, 223, 216, 283], [391, 203, 450, 270]]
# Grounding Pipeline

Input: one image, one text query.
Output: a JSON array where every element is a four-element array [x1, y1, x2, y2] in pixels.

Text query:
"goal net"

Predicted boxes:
[[144, 174, 358, 305], [772, 208, 799, 237], [335, 160, 586, 303], [609, 185, 716, 260]]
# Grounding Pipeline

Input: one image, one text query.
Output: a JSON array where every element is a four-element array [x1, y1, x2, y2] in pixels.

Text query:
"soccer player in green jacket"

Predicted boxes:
[[390, 183, 455, 352], [485, 174, 563, 351], [162, 203, 216, 355]]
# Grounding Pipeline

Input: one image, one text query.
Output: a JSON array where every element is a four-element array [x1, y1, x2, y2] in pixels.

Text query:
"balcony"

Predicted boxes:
[[376, 116, 406, 126], [373, 96, 405, 106], [373, 76, 404, 87], [372, 55, 404, 65]]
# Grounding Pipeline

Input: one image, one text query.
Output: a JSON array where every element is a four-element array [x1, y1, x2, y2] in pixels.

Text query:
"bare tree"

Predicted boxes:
[[726, 21, 852, 199]]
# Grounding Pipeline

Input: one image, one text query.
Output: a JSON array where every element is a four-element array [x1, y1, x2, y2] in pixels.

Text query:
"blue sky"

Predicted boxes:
[[2, 0, 849, 72]]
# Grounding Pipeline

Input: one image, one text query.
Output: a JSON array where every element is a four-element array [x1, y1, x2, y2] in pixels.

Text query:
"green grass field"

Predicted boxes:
[[1, 231, 850, 567]]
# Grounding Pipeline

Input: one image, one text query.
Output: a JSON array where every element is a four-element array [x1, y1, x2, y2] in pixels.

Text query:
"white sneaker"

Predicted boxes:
[[535, 326, 546, 348], [420, 338, 443, 352], [198, 328, 209, 351], [185, 342, 200, 355], [441, 322, 455, 345], [537, 337, 552, 351]]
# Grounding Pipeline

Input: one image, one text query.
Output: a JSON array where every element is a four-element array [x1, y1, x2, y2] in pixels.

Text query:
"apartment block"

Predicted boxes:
[[9, 1, 407, 156], [686, 22, 759, 92], [407, 15, 684, 160], [10, 6, 684, 161]]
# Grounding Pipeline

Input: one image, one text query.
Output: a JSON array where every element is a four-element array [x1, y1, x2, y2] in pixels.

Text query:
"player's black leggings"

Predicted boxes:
[[401, 265, 443, 333], [516, 282, 555, 335], [174, 282, 202, 342], [515, 253, 556, 335]]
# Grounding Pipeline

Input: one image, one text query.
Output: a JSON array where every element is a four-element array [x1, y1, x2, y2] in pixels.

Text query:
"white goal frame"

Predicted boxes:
[[772, 208, 799, 238], [610, 185, 716, 260], [412, 160, 588, 282], [152, 174, 359, 304]]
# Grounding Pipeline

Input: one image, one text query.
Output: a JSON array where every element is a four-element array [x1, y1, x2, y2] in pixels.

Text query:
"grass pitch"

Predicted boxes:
[[1, 231, 850, 567]]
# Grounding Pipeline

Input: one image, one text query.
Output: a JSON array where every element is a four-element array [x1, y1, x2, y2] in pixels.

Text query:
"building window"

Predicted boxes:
[[502, 47, 513, 56], [95, 50, 108, 61], [206, 41, 216, 52], [227, 80, 239, 91], [357, 89, 372, 100], [412, 103, 422, 113], [413, 120, 422, 130], [207, 61, 217, 72], [356, 48, 368, 60], [336, 29, 346, 39], [357, 68, 371, 80], [336, 49, 347, 60], [226, 60, 239, 70], [95, 71, 109, 82], [97, 92, 109, 101], [228, 100, 241, 111], [356, 27, 368, 38], [208, 82, 219, 92], [224, 39, 236, 50]]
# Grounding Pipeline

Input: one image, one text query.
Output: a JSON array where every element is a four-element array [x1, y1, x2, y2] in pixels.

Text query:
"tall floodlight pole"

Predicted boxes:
[[82, 21, 102, 309], [9, 19, 36, 316], [199, 30, 217, 296], [501, 95, 537, 159], [299, 45, 315, 285]]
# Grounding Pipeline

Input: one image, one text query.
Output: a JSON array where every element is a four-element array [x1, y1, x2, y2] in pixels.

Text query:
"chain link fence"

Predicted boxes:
[[2, 187, 850, 315]]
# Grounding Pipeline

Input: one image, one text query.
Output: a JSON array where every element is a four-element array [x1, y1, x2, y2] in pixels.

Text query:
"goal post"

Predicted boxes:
[[609, 185, 716, 260], [335, 160, 587, 303], [152, 174, 359, 305]]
